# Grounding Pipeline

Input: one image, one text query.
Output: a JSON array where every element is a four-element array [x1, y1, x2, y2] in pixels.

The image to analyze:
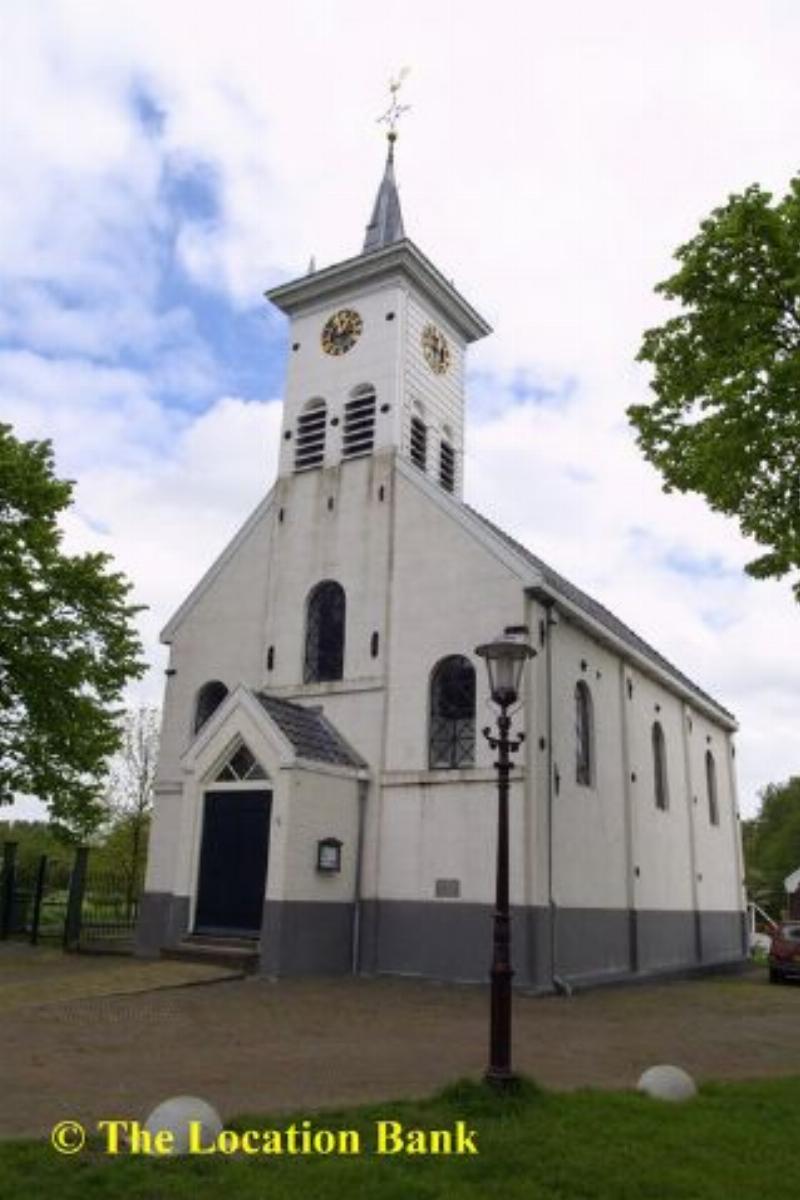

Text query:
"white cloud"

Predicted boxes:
[[2, 0, 799, 820]]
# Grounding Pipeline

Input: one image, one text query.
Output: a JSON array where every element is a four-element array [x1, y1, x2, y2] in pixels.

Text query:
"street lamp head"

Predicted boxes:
[[475, 626, 536, 709]]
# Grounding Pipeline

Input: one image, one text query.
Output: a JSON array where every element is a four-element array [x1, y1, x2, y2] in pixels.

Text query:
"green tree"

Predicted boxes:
[[93, 705, 159, 908], [742, 777, 800, 916], [629, 176, 800, 598], [0, 424, 146, 836], [0, 819, 71, 866]]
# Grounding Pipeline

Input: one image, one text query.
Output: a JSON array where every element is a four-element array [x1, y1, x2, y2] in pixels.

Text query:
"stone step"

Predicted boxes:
[[161, 935, 260, 974]]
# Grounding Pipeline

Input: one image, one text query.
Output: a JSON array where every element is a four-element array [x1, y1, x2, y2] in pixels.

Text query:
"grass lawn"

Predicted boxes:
[[0, 1074, 796, 1199]]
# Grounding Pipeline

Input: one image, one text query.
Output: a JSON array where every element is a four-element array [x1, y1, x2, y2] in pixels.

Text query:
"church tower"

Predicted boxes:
[[266, 131, 491, 499]]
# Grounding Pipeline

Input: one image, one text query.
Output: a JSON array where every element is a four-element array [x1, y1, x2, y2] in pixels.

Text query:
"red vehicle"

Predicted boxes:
[[768, 922, 800, 983]]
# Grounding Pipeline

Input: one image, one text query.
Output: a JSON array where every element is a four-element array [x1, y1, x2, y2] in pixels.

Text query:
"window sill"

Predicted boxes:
[[381, 767, 524, 787], [264, 677, 384, 699]]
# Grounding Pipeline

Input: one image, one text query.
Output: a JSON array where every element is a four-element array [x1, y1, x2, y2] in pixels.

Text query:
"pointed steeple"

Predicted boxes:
[[363, 133, 405, 253]]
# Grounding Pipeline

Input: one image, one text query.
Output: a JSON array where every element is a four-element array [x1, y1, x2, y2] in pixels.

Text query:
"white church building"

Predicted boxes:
[[136, 133, 747, 990]]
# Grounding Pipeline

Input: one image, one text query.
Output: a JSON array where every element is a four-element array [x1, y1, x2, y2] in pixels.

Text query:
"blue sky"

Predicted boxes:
[[1, 0, 799, 817]]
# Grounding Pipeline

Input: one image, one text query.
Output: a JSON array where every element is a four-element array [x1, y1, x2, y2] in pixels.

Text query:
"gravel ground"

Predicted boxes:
[[1, 950, 798, 1139]]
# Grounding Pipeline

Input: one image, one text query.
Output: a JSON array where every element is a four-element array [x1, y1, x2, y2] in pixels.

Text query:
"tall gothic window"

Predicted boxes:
[[194, 680, 228, 734], [575, 680, 593, 786], [652, 721, 669, 811], [706, 750, 719, 826], [304, 581, 346, 683], [294, 398, 327, 471], [429, 656, 476, 769]]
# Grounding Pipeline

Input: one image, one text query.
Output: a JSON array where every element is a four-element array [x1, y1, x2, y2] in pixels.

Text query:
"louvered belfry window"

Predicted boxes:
[[429, 655, 476, 769], [343, 386, 376, 459], [294, 399, 327, 471], [410, 416, 427, 471], [304, 580, 346, 683], [439, 440, 455, 492]]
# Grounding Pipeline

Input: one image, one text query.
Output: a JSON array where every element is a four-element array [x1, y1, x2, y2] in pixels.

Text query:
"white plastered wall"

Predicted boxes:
[[548, 616, 629, 909]]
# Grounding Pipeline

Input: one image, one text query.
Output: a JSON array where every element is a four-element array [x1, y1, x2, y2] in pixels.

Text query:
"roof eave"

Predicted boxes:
[[265, 238, 492, 343], [526, 583, 738, 731]]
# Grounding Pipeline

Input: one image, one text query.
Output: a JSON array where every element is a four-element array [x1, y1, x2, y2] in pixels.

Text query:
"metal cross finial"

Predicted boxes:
[[377, 68, 411, 140]]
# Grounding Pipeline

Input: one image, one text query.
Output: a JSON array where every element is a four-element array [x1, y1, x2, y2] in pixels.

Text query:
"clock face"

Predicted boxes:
[[321, 308, 363, 356], [422, 323, 451, 374]]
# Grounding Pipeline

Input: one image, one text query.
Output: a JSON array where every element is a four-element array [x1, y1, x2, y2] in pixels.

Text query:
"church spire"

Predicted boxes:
[[363, 70, 410, 253], [363, 133, 405, 253]]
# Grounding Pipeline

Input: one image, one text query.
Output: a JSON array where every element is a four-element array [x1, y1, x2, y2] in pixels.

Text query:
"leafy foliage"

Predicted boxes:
[[0, 424, 146, 835], [0, 819, 74, 864], [742, 776, 800, 915], [629, 176, 800, 598], [94, 706, 159, 898]]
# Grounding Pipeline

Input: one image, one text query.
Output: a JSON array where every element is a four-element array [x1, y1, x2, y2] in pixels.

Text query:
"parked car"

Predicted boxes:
[[768, 922, 800, 983]]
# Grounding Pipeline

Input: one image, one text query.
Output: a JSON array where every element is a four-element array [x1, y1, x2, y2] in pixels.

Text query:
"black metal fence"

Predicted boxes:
[[0, 842, 140, 953]]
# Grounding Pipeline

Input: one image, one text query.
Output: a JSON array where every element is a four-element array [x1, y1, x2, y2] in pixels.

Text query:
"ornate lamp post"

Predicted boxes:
[[475, 626, 536, 1089]]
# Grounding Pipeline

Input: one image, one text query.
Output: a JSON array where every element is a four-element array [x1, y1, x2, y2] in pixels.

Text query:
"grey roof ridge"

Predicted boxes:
[[465, 503, 735, 722]]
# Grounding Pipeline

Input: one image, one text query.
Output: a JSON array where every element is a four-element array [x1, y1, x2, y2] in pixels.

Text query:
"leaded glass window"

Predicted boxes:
[[575, 680, 593, 786], [429, 655, 476, 769], [304, 580, 346, 683], [215, 742, 268, 782], [194, 680, 228, 734]]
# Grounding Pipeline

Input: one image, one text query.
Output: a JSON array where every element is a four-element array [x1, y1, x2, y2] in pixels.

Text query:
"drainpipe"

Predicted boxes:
[[531, 591, 560, 990], [351, 776, 369, 974]]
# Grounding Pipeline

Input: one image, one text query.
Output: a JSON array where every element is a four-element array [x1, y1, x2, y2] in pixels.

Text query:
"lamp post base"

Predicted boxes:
[[483, 1067, 520, 1092]]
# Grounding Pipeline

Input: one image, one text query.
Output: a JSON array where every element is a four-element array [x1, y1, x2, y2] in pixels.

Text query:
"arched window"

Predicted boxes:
[[429, 656, 476, 769], [439, 439, 455, 492], [410, 415, 427, 471], [652, 721, 669, 811], [575, 680, 594, 786], [304, 581, 346, 682], [343, 384, 376, 459], [194, 680, 228, 734], [294, 398, 327, 471], [706, 750, 719, 826]]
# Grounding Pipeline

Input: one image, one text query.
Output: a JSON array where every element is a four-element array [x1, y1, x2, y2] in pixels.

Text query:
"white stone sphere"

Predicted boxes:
[[143, 1095, 222, 1155], [637, 1065, 697, 1102]]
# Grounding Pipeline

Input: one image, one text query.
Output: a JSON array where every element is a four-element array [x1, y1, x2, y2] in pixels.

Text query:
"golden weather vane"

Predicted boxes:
[[377, 67, 411, 140]]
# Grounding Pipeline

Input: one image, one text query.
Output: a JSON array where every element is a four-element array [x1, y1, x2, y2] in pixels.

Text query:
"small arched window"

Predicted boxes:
[[343, 384, 376, 459], [429, 656, 476, 769], [295, 398, 327, 471], [194, 680, 228, 734], [706, 750, 719, 826], [439, 440, 456, 492], [652, 721, 669, 811], [304, 581, 346, 683], [575, 681, 594, 786], [410, 415, 427, 471]]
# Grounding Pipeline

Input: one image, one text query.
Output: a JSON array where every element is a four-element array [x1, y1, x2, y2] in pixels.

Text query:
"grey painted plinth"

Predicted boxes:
[[356, 899, 746, 990], [260, 900, 354, 976], [135, 892, 190, 957]]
